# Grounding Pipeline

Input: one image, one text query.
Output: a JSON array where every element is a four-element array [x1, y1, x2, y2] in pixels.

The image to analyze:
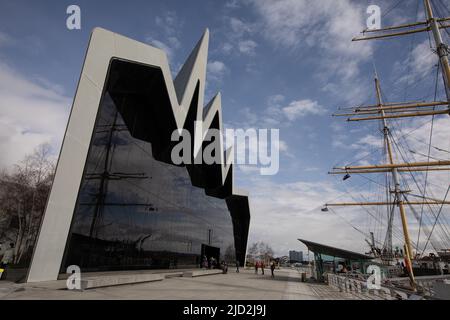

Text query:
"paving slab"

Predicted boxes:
[[80, 273, 164, 290], [183, 269, 223, 277]]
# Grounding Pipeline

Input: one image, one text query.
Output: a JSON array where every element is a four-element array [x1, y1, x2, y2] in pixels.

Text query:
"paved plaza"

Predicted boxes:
[[0, 268, 360, 300]]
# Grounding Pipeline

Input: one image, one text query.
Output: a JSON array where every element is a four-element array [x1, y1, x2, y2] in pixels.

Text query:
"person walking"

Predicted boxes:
[[202, 255, 208, 269], [235, 260, 240, 273], [261, 261, 265, 275], [254, 261, 259, 274], [209, 257, 216, 269], [270, 261, 276, 278], [208, 256, 212, 269], [221, 261, 228, 274], [438, 260, 445, 276]]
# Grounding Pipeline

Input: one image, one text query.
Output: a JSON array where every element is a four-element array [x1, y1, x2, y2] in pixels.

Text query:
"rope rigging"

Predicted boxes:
[[422, 184, 450, 255], [416, 62, 440, 250], [387, 128, 450, 249], [373, 78, 450, 253]]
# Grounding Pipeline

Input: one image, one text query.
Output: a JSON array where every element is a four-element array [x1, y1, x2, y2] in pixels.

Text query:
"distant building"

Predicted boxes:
[[289, 250, 303, 263]]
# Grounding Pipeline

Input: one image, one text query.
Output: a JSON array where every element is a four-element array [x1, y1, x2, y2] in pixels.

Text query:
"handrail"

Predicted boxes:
[[327, 273, 421, 300]]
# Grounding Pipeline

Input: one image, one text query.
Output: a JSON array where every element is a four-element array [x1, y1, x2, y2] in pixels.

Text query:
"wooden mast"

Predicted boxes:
[[424, 0, 450, 101], [375, 73, 417, 287]]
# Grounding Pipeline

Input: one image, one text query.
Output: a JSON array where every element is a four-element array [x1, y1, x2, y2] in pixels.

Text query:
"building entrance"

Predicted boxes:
[[201, 244, 220, 268]]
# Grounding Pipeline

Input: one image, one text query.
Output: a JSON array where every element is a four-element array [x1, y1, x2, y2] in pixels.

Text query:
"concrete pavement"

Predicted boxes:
[[0, 268, 358, 300]]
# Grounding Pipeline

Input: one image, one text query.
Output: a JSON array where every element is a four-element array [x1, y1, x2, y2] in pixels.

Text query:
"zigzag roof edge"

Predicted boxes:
[[174, 28, 208, 112], [200, 92, 232, 185], [90, 27, 240, 195]]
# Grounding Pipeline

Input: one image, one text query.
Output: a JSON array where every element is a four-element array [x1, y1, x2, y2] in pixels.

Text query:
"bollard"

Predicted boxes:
[[301, 272, 307, 282]]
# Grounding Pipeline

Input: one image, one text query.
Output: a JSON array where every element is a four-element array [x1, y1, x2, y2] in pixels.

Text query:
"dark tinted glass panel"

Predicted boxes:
[[62, 60, 236, 272]]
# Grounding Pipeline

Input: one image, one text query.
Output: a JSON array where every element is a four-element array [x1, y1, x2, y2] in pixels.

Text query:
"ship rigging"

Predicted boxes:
[[324, 0, 450, 291]]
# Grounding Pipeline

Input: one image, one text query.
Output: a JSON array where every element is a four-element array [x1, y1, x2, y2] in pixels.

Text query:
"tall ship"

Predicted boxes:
[[323, 0, 450, 293]]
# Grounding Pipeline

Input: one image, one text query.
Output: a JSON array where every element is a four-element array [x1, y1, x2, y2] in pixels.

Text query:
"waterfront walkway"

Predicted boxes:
[[0, 268, 359, 300]]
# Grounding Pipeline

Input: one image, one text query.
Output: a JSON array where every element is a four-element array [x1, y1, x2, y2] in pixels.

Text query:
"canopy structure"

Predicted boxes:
[[298, 238, 373, 281], [298, 239, 373, 261]]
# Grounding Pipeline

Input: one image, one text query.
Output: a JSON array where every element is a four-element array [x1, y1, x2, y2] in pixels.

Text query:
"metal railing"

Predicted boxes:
[[328, 273, 450, 299], [327, 273, 414, 300]]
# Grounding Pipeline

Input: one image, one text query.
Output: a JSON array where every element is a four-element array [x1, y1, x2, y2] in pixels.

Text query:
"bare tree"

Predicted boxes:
[[0, 143, 55, 266], [246, 241, 274, 264]]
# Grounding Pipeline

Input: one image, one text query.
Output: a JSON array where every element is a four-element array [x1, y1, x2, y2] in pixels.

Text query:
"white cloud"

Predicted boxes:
[[244, 177, 372, 255], [221, 42, 234, 54], [410, 43, 435, 75], [332, 134, 349, 149], [207, 60, 228, 82], [268, 94, 285, 106], [0, 62, 71, 169], [350, 134, 383, 150], [238, 39, 257, 55], [282, 99, 326, 121], [279, 140, 289, 152], [248, 0, 371, 57], [219, 17, 258, 56], [225, 0, 241, 9], [146, 11, 182, 64], [237, 164, 260, 174], [208, 60, 227, 74], [146, 38, 175, 60], [304, 167, 320, 172], [236, 107, 259, 127], [154, 11, 180, 36], [248, 0, 373, 103], [234, 96, 326, 129], [393, 40, 437, 86], [167, 36, 181, 50], [230, 17, 253, 36]]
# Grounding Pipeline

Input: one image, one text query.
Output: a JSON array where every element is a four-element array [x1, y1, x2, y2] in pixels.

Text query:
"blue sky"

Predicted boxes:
[[1, 0, 449, 256]]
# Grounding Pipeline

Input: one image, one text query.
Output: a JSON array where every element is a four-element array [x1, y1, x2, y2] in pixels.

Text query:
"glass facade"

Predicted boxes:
[[61, 59, 242, 272]]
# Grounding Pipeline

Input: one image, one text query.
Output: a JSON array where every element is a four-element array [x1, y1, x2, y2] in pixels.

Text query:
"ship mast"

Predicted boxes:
[[375, 72, 416, 287], [375, 72, 415, 283], [424, 0, 450, 101], [326, 0, 450, 290]]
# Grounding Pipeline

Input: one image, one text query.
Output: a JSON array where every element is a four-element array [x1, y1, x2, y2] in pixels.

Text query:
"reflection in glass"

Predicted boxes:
[[62, 60, 236, 272]]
